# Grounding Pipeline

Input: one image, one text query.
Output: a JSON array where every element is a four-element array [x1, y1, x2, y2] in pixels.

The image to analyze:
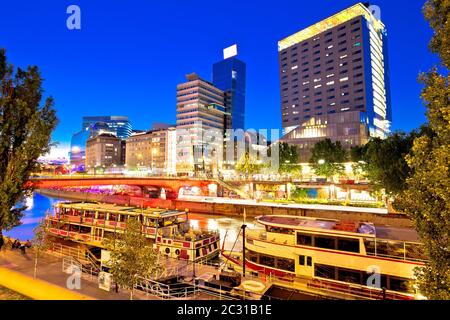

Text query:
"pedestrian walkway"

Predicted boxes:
[[0, 247, 154, 300]]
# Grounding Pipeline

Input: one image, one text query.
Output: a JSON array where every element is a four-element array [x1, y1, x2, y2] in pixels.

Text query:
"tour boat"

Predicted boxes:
[[224, 215, 427, 300], [45, 201, 220, 262]]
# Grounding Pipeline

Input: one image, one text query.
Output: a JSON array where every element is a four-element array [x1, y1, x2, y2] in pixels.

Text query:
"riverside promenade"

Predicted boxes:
[[0, 247, 147, 300]]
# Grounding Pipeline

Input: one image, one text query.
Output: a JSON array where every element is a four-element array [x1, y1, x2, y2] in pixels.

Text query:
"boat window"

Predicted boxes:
[[337, 238, 360, 253], [109, 213, 118, 221], [97, 212, 106, 220], [405, 243, 426, 261], [389, 277, 412, 293], [375, 240, 389, 256], [314, 264, 336, 279], [260, 255, 276, 268], [277, 258, 295, 272], [363, 272, 387, 289], [315, 236, 336, 250], [104, 231, 115, 239], [306, 256, 312, 266], [297, 233, 312, 246], [299, 255, 305, 266], [386, 241, 406, 258], [79, 226, 90, 234], [246, 249, 259, 263], [338, 268, 362, 284], [364, 238, 376, 255], [266, 226, 294, 234]]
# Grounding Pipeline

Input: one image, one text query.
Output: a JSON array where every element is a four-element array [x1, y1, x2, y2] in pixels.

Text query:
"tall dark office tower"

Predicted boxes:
[[278, 3, 392, 160], [213, 45, 247, 131]]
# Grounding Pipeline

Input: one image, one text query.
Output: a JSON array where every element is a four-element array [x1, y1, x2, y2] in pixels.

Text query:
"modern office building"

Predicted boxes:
[[69, 122, 116, 171], [82, 116, 132, 139], [278, 3, 392, 160], [176, 73, 226, 175], [125, 126, 177, 175], [69, 116, 132, 170], [213, 45, 247, 131], [85, 133, 124, 170]]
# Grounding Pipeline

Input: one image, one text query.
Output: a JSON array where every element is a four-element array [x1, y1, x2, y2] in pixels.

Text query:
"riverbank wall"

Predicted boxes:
[[37, 189, 412, 228]]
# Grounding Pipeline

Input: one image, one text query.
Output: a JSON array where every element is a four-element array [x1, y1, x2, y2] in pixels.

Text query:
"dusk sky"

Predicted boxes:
[[0, 0, 438, 154]]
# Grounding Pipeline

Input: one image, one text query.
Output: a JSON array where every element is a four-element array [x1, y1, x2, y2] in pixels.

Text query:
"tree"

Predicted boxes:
[[351, 133, 416, 195], [278, 142, 302, 176], [309, 139, 346, 180], [350, 127, 434, 194], [235, 152, 263, 177], [0, 49, 57, 235], [104, 218, 163, 300], [31, 218, 50, 278], [290, 187, 308, 201], [395, 0, 450, 299]]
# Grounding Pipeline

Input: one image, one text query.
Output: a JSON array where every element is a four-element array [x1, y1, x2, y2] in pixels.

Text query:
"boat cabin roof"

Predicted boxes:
[[256, 215, 420, 242], [56, 202, 185, 219]]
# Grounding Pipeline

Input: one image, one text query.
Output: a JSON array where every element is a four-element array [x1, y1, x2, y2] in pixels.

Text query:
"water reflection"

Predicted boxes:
[[4, 193, 64, 241]]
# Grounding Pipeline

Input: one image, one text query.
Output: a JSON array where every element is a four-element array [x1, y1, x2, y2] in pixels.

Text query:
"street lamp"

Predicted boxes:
[[318, 159, 325, 165]]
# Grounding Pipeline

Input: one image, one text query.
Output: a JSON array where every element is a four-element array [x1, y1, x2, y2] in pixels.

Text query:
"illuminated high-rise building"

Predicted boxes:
[[213, 45, 246, 131], [278, 3, 392, 160], [176, 73, 226, 175]]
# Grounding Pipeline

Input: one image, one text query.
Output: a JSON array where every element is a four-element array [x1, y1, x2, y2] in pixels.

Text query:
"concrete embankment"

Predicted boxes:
[[38, 189, 412, 228]]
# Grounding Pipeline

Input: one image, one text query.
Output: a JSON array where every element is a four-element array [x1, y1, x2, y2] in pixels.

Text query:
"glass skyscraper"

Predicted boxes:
[[213, 51, 246, 131], [82, 116, 132, 139]]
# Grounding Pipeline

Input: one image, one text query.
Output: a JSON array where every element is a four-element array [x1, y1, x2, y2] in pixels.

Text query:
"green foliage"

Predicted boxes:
[[235, 152, 263, 177], [278, 142, 300, 174], [104, 218, 163, 299], [0, 49, 57, 231], [309, 139, 346, 179], [31, 218, 50, 278], [395, 0, 450, 299], [290, 187, 308, 201], [353, 133, 417, 195]]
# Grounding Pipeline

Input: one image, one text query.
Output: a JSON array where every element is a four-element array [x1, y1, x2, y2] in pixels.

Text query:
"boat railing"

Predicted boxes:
[[307, 277, 415, 300]]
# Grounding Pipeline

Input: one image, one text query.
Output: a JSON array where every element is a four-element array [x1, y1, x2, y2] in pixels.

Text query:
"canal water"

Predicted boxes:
[[4, 193, 258, 251]]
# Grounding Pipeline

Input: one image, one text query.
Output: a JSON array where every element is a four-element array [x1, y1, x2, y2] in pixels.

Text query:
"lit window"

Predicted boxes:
[[314, 84, 322, 89], [340, 54, 348, 59], [339, 77, 349, 82], [291, 65, 298, 70], [326, 81, 335, 86], [314, 78, 321, 83], [326, 74, 334, 78]]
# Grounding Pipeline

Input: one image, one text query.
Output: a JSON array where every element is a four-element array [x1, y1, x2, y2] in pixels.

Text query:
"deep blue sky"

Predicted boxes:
[[0, 0, 438, 149]]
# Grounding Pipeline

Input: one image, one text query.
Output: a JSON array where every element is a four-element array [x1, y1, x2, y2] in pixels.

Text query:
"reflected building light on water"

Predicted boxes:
[[207, 219, 219, 231], [25, 196, 34, 210], [189, 219, 200, 230]]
